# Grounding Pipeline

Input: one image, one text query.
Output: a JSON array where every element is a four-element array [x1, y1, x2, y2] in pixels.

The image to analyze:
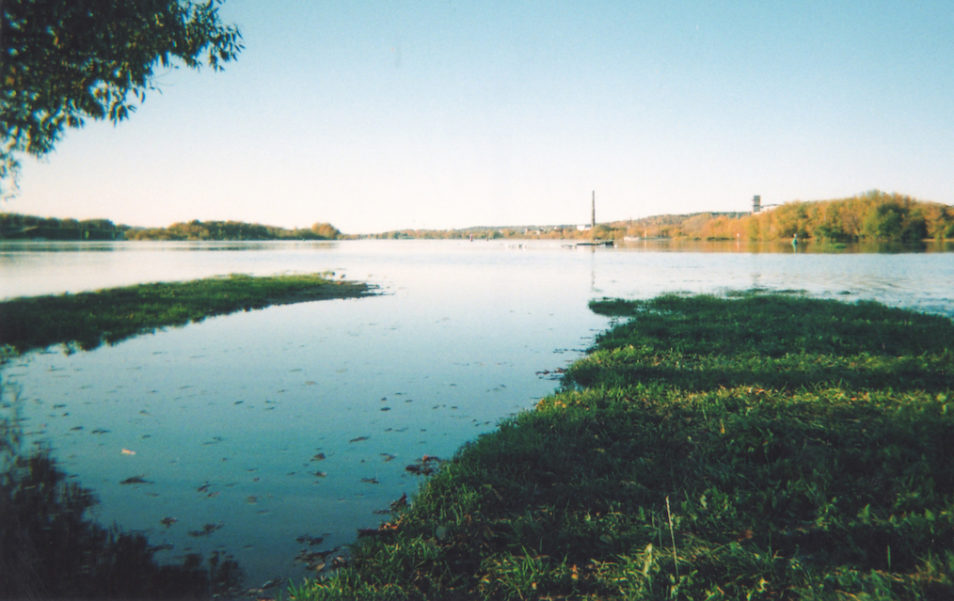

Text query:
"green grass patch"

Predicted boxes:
[[0, 273, 375, 353], [291, 293, 954, 601]]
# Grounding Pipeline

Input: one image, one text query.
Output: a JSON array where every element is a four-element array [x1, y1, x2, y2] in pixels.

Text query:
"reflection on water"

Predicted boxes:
[[0, 382, 243, 599], [1, 239, 953, 590]]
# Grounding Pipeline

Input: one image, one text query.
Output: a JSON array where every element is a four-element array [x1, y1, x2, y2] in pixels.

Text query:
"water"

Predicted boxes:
[[2, 239, 953, 588]]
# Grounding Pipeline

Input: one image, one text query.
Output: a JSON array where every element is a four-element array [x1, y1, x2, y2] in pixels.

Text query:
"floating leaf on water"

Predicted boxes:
[[295, 534, 326, 546], [405, 455, 443, 476], [188, 523, 223, 537], [349, 436, 369, 443], [381, 453, 396, 462], [120, 475, 150, 485], [197, 482, 211, 493], [311, 452, 326, 461]]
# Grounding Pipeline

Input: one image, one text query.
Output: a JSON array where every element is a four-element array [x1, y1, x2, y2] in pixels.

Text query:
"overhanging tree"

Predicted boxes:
[[1, 0, 242, 196]]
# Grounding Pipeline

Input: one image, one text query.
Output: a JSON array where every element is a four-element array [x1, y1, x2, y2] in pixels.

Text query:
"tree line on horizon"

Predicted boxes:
[[3, 191, 952, 244], [635, 190, 954, 243], [0, 214, 342, 241], [370, 190, 954, 243]]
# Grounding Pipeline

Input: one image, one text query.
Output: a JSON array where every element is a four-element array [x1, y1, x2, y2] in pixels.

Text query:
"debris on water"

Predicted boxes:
[[120, 448, 136, 455], [188, 523, 223, 537], [390, 493, 408, 510], [295, 547, 337, 572], [380, 406, 391, 411], [70, 426, 83, 431], [197, 482, 212, 493], [296, 534, 326, 546], [91, 428, 110, 435], [361, 477, 380, 484], [120, 475, 150, 485], [380, 453, 396, 462], [311, 452, 326, 461], [160, 516, 178, 528], [405, 455, 443, 476], [358, 522, 399, 538], [349, 435, 369, 443], [313, 471, 327, 478]]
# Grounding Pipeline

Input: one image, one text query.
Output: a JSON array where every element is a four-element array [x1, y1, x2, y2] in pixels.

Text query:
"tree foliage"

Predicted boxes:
[[0, 214, 343, 241], [126, 219, 342, 241], [1, 0, 242, 195], [609, 191, 954, 243]]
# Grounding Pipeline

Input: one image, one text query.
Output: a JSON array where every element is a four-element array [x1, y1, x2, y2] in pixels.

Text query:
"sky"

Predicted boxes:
[[9, 0, 954, 234]]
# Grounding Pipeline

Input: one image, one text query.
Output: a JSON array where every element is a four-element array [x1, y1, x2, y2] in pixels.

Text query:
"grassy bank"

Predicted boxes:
[[290, 292, 954, 600], [0, 273, 375, 354]]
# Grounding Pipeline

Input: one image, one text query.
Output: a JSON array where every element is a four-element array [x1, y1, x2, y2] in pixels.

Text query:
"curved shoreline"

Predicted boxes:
[[0, 272, 376, 354], [290, 292, 954, 600]]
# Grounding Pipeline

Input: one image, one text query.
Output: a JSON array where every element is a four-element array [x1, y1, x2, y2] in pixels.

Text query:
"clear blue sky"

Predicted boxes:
[[9, 0, 954, 233]]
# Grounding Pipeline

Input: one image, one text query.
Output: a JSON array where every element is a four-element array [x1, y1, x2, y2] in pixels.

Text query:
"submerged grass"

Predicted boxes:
[[0, 272, 375, 353], [290, 292, 954, 601]]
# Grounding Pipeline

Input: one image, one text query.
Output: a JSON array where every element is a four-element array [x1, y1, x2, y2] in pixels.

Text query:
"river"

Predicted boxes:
[[1, 239, 952, 589]]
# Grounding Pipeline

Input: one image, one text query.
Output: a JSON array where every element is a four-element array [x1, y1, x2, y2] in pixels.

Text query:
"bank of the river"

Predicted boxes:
[[290, 292, 954, 600], [0, 272, 375, 354]]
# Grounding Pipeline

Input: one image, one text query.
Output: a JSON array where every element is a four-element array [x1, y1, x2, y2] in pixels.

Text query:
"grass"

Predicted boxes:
[[288, 292, 954, 600], [0, 272, 375, 353]]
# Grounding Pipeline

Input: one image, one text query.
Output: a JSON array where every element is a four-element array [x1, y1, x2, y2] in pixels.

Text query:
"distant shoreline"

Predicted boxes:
[[4, 190, 952, 244]]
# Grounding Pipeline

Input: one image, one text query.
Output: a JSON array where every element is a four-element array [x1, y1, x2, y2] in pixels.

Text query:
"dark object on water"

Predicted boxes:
[[405, 455, 443, 476]]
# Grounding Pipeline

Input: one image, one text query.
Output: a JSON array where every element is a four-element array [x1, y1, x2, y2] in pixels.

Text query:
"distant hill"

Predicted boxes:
[[611, 191, 953, 242]]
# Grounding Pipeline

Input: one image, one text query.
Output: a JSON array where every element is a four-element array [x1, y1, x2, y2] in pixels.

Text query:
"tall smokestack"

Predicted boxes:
[[591, 190, 596, 229]]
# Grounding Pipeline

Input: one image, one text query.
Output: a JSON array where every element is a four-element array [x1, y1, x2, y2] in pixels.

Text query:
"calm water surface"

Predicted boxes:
[[2, 239, 953, 588]]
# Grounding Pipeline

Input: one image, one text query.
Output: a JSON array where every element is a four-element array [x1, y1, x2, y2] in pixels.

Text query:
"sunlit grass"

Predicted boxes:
[[289, 292, 954, 600], [0, 272, 375, 353]]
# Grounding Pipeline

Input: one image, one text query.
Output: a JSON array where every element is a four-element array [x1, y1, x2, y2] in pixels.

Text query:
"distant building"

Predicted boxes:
[[752, 194, 762, 213]]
